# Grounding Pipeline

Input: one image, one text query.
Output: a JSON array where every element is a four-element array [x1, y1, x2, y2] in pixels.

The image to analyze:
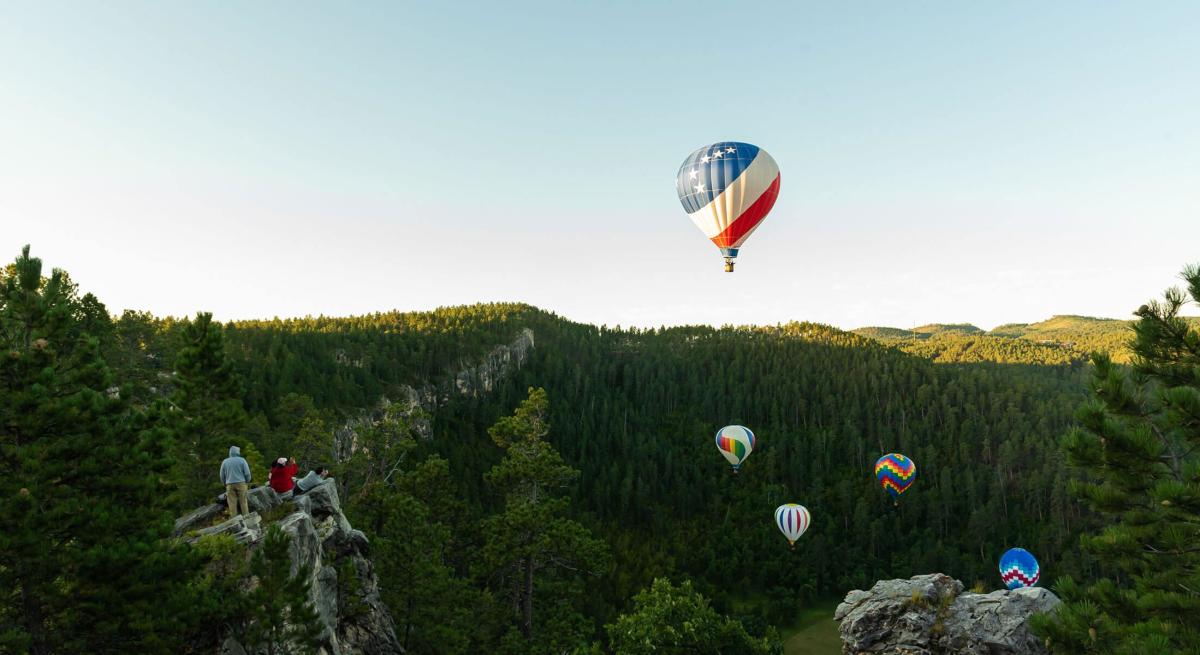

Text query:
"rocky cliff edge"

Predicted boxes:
[[175, 482, 403, 655]]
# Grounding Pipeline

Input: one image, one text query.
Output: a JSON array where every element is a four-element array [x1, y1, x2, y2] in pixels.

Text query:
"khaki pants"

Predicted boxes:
[[226, 482, 249, 517]]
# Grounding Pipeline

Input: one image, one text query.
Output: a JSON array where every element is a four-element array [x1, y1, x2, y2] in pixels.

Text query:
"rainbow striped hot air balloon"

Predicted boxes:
[[775, 504, 811, 549], [676, 142, 780, 272], [715, 425, 755, 473], [874, 453, 917, 503], [999, 548, 1040, 589]]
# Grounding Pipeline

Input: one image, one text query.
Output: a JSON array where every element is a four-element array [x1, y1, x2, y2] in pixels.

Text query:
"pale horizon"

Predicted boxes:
[[8, 239, 1191, 333]]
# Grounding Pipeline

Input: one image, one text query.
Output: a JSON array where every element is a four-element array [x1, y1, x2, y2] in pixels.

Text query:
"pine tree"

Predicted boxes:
[[372, 487, 487, 654], [240, 525, 324, 655], [0, 246, 201, 654], [478, 387, 610, 652], [170, 312, 257, 508], [1035, 264, 1200, 654], [605, 578, 779, 655]]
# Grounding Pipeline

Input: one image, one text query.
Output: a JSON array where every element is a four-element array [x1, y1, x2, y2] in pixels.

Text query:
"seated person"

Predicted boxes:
[[269, 456, 299, 493], [293, 466, 331, 495]]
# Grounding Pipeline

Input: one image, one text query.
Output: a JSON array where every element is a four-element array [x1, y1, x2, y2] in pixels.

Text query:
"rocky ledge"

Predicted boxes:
[[835, 573, 1059, 655], [175, 483, 403, 655]]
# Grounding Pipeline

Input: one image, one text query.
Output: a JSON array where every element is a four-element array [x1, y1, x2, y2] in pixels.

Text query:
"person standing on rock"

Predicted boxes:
[[220, 445, 253, 518], [269, 456, 298, 494]]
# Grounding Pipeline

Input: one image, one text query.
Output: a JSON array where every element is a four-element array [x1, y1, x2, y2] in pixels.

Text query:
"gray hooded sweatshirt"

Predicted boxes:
[[220, 446, 253, 485]]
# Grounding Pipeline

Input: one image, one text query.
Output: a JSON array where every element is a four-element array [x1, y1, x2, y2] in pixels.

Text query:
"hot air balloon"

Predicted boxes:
[[999, 548, 1040, 589], [775, 504, 811, 549], [715, 425, 755, 473], [675, 141, 780, 272], [874, 453, 917, 503]]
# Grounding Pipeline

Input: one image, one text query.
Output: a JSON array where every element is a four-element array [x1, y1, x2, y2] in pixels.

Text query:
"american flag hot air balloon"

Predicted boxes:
[[676, 142, 780, 272]]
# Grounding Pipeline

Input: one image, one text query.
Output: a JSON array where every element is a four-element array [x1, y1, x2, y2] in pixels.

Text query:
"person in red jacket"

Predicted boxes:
[[269, 456, 299, 494]]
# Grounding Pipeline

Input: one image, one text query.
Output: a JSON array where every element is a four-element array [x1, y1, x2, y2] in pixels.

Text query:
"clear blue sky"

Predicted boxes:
[[3, 2, 1198, 329]]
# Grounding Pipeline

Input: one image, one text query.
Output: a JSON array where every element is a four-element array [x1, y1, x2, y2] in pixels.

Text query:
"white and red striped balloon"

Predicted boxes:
[[774, 504, 811, 547]]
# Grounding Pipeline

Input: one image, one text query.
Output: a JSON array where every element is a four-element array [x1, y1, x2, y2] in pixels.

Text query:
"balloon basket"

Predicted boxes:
[[724, 258, 735, 273]]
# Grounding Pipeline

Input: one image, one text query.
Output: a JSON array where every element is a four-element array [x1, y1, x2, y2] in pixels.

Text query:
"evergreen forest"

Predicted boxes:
[[4, 244, 1199, 654]]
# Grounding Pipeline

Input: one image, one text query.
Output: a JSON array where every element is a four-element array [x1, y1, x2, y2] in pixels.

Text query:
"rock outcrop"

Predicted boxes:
[[453, 327, 534, 397], [177, 483, 403, 655], [835, 574, 1059, 655], [332, 327, 535, 454]]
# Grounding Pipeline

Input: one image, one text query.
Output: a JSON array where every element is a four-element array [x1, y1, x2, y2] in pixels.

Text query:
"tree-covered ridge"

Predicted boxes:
[[854, 315, 1140, 364], [911, 323, 984, 336], [894, 334, 1086, 365]]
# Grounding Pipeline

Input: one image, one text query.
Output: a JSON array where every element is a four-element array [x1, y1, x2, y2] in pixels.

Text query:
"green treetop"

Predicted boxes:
[[169, 311, 260, 507], [605, 578, 779, 655], [0, 246, 200, 654], [479, 387, 610, 653], [1036, 264, 1200, 653]]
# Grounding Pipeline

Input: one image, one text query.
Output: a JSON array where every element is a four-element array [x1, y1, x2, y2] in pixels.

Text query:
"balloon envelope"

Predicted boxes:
[[715, 425, 755, 471], [676, 142, 780, 269], [999, 548, 1040, 589], [874, 453, 917, 500], [775, 504, 811, 546]]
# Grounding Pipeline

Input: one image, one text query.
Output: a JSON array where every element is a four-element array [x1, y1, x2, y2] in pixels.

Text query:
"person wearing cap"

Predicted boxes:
[[268, 456, 299, 494]]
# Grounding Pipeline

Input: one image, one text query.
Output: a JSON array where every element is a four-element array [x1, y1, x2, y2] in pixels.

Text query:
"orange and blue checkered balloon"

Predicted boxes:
[[874, 453, 917, 500]]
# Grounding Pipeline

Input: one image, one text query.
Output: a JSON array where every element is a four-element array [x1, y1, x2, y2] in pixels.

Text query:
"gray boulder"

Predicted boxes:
[[246, 485, 284, 513], [836, 573, 1059, 655]]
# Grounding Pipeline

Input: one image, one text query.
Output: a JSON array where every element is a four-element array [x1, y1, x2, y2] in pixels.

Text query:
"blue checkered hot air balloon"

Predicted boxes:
[[999, 548, 1040, 589]]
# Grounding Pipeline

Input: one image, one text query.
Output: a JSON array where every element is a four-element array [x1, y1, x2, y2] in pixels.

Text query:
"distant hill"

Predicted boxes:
[[910, 323, 984, 336], [853, 326, 917, 340], [853, 323, 984, 342], [853, 315, 1135, 364]]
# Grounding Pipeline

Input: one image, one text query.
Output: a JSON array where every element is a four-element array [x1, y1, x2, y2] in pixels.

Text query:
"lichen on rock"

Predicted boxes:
[[835, 573, 1059, 655]]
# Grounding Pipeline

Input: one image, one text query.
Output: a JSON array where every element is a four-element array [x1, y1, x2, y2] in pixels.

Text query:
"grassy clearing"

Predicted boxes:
[[779, 601, 841, 655]]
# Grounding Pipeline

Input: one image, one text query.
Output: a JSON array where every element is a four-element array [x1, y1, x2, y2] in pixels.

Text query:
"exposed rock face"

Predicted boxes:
[[835, 573, 1059, 655], [453, 327, 534, 397], [333, 327, 535, 456], [179, 482, 403, 655]]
